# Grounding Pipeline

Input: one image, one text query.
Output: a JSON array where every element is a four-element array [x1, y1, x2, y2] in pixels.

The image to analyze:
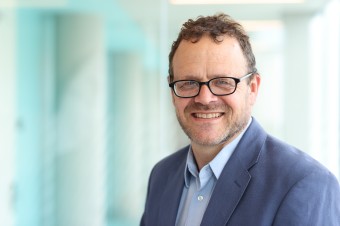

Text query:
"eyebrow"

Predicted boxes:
[[176, 74, 232, 81]]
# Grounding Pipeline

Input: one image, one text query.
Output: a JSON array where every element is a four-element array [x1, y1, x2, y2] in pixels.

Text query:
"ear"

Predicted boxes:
[[168, 76, 176, 105], [249, 73, 261, 106]]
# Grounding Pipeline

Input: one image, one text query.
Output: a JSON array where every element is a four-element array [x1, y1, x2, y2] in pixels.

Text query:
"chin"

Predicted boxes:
[[190, 133, 227, 146]]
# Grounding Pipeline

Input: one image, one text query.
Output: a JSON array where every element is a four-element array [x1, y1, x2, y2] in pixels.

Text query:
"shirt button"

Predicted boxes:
[[198, 195, 204, 201]]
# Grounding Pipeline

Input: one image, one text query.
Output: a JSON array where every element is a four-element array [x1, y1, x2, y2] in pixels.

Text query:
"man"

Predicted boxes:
[[140, 13, 340, 226]]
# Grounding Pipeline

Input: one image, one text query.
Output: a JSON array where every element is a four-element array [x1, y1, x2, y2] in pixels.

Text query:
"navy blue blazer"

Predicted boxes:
[[141, 119, 340, 226]]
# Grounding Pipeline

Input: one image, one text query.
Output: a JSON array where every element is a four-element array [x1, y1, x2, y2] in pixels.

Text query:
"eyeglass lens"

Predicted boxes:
[[174, 77, 237, 97]]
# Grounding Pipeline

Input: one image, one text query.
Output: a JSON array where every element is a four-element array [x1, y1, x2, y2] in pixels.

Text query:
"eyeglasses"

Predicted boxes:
[[169, 71, 256, 98]]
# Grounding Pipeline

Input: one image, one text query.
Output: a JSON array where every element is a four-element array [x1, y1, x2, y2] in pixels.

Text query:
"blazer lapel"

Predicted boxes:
[[158, 149, 188, 226], [201, 155, 251, 226], [201, 118, 267, 226]]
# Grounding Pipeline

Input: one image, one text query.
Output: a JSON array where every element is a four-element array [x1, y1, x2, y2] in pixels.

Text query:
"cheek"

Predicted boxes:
[[220, 96, 237, 109], [221, 95, 247, 113], [173, 98, 190, 114]]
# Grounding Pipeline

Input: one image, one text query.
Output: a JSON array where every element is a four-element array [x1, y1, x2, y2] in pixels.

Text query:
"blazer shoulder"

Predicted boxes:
[[261, 135, 337, 183], [151, 145, 189, 176], [265, 137, 340, 225]]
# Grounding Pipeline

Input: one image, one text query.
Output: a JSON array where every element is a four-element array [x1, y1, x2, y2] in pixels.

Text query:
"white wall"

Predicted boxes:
[[0, 9, 16, 226], [55, 14, 107, 226]]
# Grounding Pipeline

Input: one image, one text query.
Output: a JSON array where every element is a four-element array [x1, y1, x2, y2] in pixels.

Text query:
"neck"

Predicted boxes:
[[191, 143, 226, 171]]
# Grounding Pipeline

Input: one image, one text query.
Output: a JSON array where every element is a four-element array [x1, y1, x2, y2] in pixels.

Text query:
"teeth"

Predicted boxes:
[[195, 113, 222, 119]]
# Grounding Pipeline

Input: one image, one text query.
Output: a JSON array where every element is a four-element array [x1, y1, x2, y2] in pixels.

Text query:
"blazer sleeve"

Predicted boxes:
[[273, 168, 340, 226]]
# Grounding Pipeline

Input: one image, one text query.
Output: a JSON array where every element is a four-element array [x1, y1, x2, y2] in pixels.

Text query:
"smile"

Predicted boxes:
[[193, 113, 223, 119]]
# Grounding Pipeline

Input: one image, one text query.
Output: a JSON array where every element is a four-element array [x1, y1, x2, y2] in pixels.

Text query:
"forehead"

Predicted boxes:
[[172, 36, 247, 78]]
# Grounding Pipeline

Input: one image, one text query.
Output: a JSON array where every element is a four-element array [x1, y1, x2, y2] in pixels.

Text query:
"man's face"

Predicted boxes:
[[171, 35, 260, 148]]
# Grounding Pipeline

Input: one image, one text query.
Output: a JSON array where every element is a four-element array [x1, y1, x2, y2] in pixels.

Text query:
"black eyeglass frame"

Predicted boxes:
[[168, 71, 256, 98]]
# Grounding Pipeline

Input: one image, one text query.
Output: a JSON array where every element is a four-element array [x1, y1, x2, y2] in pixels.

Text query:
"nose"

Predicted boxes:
[[194, 84, 218, 105]]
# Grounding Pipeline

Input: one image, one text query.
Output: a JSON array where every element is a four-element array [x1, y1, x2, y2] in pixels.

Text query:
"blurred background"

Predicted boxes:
[[0, 0, 339, 225]]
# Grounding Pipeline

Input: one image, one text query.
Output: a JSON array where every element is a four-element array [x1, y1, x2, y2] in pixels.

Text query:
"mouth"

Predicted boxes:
[[193, 112, 224, 119]]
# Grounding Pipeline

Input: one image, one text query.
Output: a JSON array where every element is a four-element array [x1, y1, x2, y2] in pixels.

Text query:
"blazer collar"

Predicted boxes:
[[201, 118, 267, 226]]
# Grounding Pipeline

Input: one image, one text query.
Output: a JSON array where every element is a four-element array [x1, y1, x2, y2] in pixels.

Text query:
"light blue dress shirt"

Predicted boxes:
[[175, 119, 252, 226]]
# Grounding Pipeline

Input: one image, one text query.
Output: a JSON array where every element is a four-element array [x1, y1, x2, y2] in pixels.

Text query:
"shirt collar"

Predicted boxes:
[[183, 118, 252, 187], [184, 148, 197, 187]]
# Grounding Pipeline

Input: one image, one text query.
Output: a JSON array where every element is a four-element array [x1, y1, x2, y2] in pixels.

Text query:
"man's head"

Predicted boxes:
[[168, 13, 261, 149], [168, 13, 257, 83]]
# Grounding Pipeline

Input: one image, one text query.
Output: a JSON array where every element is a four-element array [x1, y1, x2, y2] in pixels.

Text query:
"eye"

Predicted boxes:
[[212, 78, 235, 88], [176, 81, 198, 90]]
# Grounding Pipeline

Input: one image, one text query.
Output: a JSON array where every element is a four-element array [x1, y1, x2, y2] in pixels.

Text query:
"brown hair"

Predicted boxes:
[[168, 13, 257, 82]]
